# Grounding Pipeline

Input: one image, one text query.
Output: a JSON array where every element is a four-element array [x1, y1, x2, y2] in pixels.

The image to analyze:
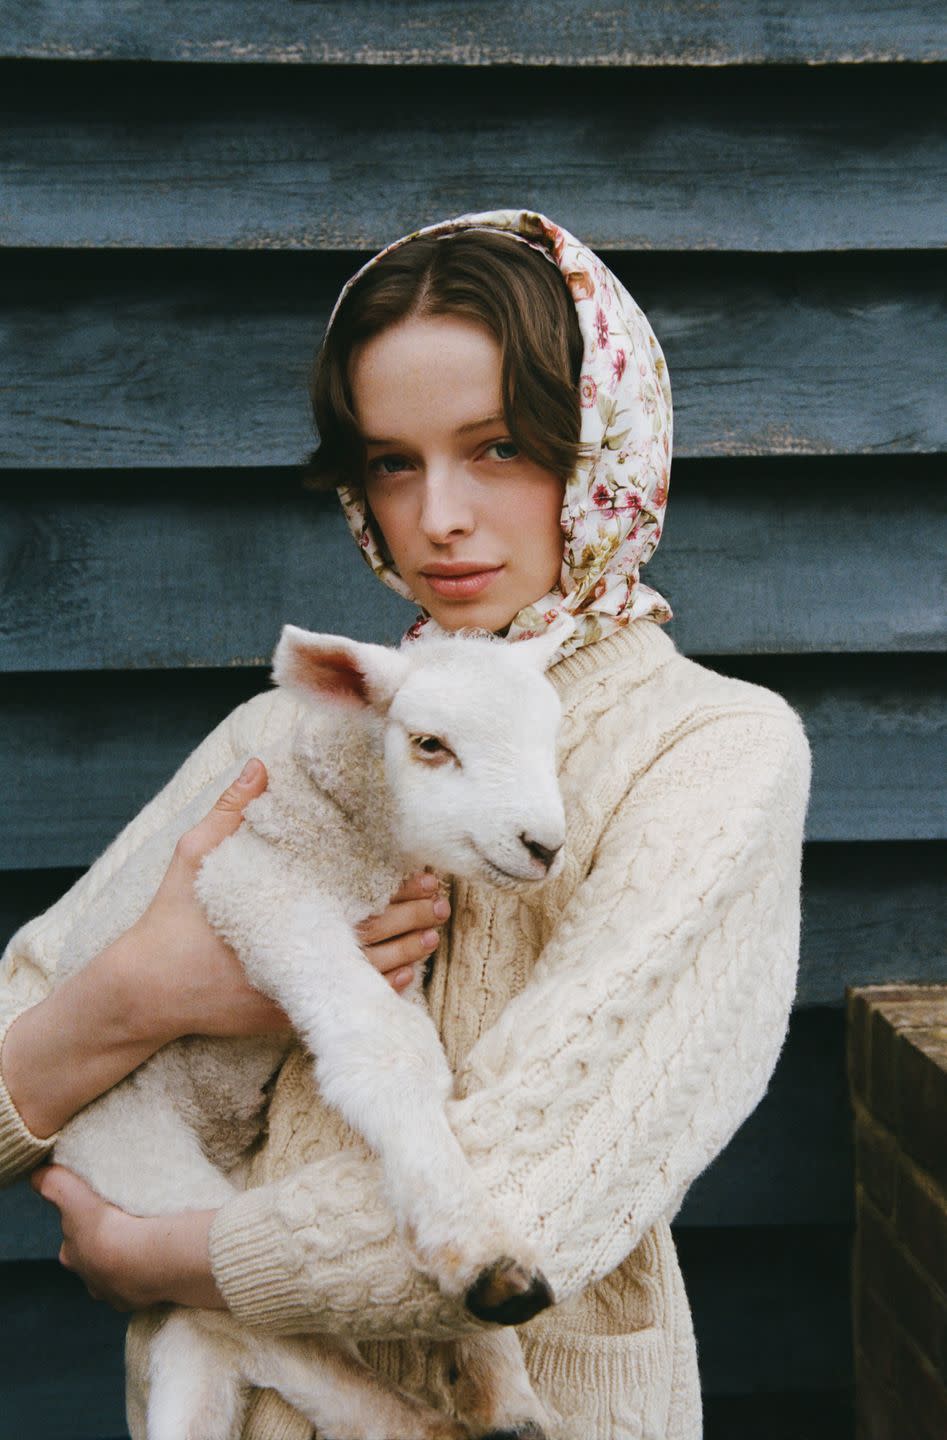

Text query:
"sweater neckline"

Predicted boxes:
[[546, 619, 677, 696]]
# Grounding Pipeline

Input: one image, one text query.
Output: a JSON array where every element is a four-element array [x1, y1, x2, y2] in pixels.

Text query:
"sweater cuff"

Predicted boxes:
[[208, 1182, 321, 1334], [0, 1010, 59, 1183], [208, 1166, 476, 1340]]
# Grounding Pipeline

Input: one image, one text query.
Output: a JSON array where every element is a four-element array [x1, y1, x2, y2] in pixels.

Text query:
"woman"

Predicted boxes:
[[0, 210, 810, 1438]]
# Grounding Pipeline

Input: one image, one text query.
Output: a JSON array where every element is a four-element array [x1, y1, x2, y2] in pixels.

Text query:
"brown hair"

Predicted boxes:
[[302, 230, 585, 494]]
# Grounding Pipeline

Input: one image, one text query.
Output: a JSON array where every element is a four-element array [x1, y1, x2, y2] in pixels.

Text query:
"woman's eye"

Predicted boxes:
[[483, 439, 520, 462], [367, 454, 411, 477]]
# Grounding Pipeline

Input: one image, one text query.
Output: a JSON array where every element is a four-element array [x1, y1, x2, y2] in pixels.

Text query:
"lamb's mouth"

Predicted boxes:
[[468, 842, 543, 888]]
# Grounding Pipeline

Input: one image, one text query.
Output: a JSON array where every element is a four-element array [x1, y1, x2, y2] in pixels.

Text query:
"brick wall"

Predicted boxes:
[[848, 985, 947, 1440]]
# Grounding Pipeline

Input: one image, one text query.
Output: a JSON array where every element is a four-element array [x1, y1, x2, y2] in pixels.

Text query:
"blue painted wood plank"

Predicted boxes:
[[704, 1392, 854, 1440], [0, 1262, 127, 1440], [676, 1011, 853, 1228], [797, 843, 946, 1007], [673, 1226, 854, 1396], [0, 657, 942, 871], [0, 460, 942, 672], [1, 64, 943, 252], [0, 1, 942, 65], [709, 654, 946, 843], [1, 253, 943, 468]]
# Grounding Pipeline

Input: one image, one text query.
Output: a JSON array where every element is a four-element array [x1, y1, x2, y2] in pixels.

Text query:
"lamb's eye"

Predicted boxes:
[[410, 735, 456, 764]]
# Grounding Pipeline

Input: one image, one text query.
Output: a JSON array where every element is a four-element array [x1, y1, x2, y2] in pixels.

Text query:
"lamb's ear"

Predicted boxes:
[[271, 626, 410, 711], [511, 614, 577, 671]]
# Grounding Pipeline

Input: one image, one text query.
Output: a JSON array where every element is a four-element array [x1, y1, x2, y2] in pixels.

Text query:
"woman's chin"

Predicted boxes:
[[423, 598, 518, 635]]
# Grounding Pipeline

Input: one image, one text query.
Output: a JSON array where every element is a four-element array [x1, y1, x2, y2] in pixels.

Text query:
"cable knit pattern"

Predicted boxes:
[[0, 621, 810, 1439]]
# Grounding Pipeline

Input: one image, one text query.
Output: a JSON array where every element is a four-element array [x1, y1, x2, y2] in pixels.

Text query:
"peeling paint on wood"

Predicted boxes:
[[0, 2, 943, 65]]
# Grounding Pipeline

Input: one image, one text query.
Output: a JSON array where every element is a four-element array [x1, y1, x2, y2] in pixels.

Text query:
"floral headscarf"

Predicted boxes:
[[329, 209, 673, 661]]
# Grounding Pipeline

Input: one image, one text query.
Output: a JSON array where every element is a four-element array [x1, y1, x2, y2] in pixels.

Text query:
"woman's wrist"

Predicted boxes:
[[1, 932, 172, 1140], [129, 1208, 226, 1310]]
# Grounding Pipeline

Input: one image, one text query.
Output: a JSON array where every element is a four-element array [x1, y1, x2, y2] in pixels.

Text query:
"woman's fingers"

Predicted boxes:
[[356, 871, 450, 990], [388, 870, 440, 903], [174, 758, 268, 866], [355, 893, 450, 948]]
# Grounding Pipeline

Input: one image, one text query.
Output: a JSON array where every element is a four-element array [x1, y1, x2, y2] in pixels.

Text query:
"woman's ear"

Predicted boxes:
[[271, 625, 410, 711]]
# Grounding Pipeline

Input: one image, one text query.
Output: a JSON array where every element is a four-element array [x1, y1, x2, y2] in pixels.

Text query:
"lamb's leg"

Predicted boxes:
[[240, 1330, 471, 1440], [443, 1332, 553, 1439], [221, 891, 552, 1325], [147, 1309, 248, 1440]]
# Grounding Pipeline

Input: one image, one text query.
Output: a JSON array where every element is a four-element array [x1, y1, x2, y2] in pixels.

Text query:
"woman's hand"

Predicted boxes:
[[30, 1165, 224, 1312], [125, 758, 294, 1043], [357, 870, 451, 994]]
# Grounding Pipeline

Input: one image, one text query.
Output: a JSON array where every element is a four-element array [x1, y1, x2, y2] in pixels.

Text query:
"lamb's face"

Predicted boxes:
[[384, 647, 566, 889]]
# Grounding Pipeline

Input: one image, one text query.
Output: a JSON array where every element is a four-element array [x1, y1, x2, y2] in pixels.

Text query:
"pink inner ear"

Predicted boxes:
[[291, 647, 369, 705]]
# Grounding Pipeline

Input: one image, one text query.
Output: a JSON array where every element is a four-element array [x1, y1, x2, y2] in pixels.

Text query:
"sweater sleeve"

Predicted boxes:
[[207, 697, 811, 1339], [0, 688, 285, 1187]]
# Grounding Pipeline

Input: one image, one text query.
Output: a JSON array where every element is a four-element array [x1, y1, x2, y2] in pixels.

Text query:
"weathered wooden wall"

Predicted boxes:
[[0, 4, 944, 1436]]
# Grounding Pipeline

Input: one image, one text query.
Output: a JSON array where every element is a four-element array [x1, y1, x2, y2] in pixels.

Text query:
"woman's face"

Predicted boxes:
[[349, 314, 565, 633]]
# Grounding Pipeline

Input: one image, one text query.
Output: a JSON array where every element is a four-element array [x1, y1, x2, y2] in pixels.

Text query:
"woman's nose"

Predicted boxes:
[[419, 469, 476, 544]]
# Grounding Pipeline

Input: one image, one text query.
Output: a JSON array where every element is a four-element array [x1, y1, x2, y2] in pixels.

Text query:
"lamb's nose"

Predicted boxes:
[[520, 833, 563, 870]]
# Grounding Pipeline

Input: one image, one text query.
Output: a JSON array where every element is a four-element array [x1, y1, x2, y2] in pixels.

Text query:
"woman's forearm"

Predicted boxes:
[[1, 929, 172, 1140]]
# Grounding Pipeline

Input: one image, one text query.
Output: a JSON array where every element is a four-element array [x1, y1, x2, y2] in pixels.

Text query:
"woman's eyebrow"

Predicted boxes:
[[456, 412, 506, 435], [362, 413, 507, 446]]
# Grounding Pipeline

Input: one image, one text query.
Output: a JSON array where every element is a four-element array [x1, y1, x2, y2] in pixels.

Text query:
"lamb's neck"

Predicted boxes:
[[292, 704, 400, 858]]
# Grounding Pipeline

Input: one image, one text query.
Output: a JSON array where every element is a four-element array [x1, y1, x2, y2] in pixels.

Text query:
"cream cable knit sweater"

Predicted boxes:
[[0, 621, 810, 1440]]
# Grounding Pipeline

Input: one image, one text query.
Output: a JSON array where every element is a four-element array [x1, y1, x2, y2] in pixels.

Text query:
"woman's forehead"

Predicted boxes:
[[350, 316, 504, 434]]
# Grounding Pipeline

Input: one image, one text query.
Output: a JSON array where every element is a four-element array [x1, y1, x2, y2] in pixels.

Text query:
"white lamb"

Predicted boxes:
[[49, 621, 572, 1440]]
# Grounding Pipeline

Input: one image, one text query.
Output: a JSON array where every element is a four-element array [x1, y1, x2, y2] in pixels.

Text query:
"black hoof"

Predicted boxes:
[[480, 1428, 547, 1440], [464, 1258, 554, 1326]]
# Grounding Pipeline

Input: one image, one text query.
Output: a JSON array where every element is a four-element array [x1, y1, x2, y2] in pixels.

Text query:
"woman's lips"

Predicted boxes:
[[421, 566, 504, 598]]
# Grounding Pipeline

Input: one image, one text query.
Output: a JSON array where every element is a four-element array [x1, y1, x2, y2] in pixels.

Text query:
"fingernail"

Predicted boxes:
[[419, 873, 437, 893], [393, 967, 413, 988], [238, 759, 261, 786], [433, 897, 450, 920], [422, 930, 439, 948]]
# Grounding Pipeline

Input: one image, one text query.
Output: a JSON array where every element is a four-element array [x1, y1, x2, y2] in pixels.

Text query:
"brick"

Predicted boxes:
[[854, 1354, 897, 1440], [856, 1289, 947, 1440], [898, 1026, 947, 1190], [898, 1152, 944, 1301], [856, 1110, 898, 1218], [849, 987, 947, 1430], [900, 1338, 947, 1440], [855, 1279, 900, 1392], [858, 1195, 946, 1373], [869, 1006, 901, 1131], [848, 988, 872, 1106], [896, 1159, 947, 1298], [870, 987, 947, 1032]]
